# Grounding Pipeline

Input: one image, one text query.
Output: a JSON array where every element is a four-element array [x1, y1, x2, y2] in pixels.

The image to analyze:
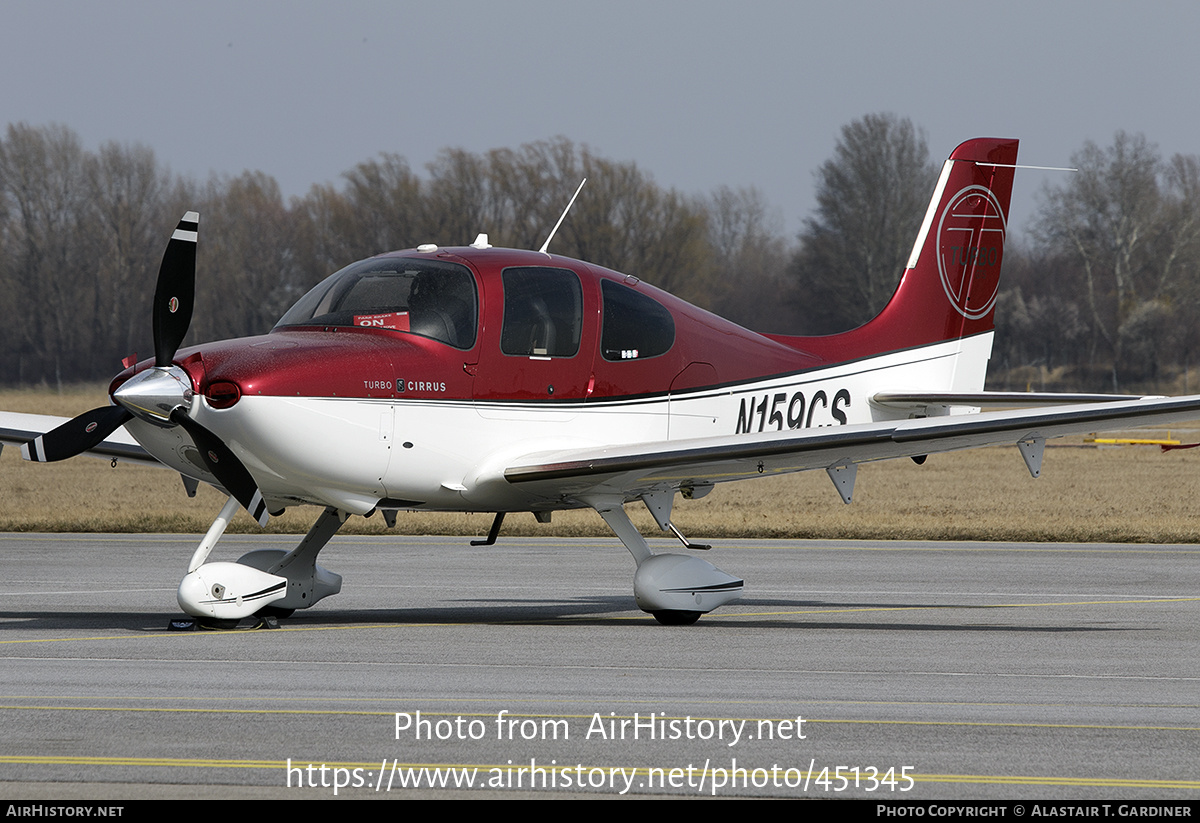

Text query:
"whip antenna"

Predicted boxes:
[[538, 178, 587, 255]]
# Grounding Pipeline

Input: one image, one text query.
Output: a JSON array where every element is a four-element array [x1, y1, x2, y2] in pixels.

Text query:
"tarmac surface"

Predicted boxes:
[[2, 532, 1199, 800]]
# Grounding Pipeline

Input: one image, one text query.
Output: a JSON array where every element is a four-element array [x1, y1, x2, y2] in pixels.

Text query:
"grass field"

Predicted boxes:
[[3, 385, 1200, 542]]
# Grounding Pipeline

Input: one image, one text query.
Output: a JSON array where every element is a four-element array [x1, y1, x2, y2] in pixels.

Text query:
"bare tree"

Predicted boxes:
[[338, 153, 426, 255], [563, 147, 713, 304], [1037, 133, 1158, 368], [703, 185, 793, 331], [429, 138, 716, 303], [424, 147, 491, 247], [82, 140, 172, 371], [0, 123, 91, 386], [292, 181, 358, 286], [1034, 133, 1200, 389], [192, 171, 298, 342], [789, 113, 938, 333]]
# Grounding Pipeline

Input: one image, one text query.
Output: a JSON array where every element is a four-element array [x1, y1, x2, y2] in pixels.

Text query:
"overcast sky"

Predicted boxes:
[[3, 0, 1198, 241]]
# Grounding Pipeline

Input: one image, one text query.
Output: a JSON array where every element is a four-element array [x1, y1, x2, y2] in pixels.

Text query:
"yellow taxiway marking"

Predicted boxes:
[[718, 595, 1200, 619], [917, 773, 1200, 790], [6, 694, 1200, 711], [2, 704, 1198, 733], [1, 755, 1197, 792]]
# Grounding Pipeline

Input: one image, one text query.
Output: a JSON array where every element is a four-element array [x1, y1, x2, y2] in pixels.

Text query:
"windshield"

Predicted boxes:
[[274, 257, 478, 349]]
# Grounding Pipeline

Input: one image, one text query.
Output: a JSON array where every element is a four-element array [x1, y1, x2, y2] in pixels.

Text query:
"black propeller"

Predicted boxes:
[[22, 405, 133, 463], [152, 212, 198, 367], [170, 410, 269, 527], [21, 210, 270, 527]]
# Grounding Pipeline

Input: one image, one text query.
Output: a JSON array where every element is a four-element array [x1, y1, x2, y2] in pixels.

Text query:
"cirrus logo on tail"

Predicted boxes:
[[937, 185, 1007, 320]]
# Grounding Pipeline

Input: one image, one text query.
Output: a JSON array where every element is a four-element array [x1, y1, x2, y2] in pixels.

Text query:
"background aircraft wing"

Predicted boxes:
[[502, 396, 1200, 501], [0, 411, 158, 466]]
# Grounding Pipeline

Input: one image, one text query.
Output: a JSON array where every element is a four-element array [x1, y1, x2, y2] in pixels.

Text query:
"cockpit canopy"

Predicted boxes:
[[274, 257, 478, 349]]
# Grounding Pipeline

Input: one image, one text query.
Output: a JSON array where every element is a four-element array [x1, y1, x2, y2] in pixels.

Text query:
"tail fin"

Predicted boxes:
[[780, 137, 1019, 364]]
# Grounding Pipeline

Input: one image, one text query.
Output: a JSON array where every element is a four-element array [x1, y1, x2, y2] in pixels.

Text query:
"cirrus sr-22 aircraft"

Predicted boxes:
[[4, 137, 1200, 626]]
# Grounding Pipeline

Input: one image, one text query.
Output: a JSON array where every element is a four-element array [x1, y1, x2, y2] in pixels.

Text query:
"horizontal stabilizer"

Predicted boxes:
[[871, 391, 1154, 411]]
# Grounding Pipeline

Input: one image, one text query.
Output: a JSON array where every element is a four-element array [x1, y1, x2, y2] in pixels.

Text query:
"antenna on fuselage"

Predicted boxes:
[[538, 178, 586, 255]]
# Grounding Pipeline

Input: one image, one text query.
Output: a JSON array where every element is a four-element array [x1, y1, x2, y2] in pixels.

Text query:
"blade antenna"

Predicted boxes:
[[538, 178, 586, 255]]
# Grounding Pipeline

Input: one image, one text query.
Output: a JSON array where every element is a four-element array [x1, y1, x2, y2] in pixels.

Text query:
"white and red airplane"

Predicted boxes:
[[4, 137, 1200, 625]]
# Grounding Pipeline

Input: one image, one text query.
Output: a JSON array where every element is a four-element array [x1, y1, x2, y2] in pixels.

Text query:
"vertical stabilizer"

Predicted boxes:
[[777, 137, 1019, 367]]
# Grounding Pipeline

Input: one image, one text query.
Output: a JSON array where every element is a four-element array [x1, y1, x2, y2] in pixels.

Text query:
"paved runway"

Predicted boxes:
[[2, 532, 1199, 799]]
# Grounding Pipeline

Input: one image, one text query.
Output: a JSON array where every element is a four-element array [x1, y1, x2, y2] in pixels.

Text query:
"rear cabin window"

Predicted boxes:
[[600, 279, 675, 360], [274, 258, 478, 349], [500, 267, 583, 358]]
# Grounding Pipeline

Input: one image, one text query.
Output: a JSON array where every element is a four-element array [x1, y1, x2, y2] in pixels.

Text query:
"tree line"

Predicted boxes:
[[2, 118, 1198, 392]]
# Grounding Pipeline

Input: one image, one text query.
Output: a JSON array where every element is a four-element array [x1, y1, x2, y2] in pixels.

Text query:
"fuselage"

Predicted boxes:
[[111, 247, 993, 516]]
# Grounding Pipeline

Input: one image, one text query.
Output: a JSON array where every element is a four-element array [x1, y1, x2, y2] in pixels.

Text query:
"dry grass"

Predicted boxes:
[[3, 385, 1200, 542]]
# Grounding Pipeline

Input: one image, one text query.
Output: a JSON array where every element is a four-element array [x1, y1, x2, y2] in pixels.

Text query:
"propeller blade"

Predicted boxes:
[[169, 410, 270, 527], [152, 211, 199, 368], [21, 406, 134, 463]]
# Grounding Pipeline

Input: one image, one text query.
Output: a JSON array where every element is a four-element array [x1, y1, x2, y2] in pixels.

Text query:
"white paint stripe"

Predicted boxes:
[[906, 158, 953, 269], [170, 229, 198, 243]]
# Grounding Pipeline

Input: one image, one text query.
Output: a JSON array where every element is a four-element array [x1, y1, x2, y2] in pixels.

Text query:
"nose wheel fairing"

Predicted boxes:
[[177, 562, 289, 619], [176, 505, 346, 621]]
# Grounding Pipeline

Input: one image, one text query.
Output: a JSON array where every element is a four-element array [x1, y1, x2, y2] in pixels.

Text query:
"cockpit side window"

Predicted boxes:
[[600, 279, 675, 361], [500, 267, 583, 358], [274, 258, 478, 349]]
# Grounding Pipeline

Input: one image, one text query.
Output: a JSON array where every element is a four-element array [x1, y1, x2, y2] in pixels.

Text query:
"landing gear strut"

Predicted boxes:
[[584, 493, 743, 625]]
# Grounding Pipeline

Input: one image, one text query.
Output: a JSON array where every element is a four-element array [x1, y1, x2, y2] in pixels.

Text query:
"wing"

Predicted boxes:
[[0, 411, 158, 466], [502, 396, 1200, 503]]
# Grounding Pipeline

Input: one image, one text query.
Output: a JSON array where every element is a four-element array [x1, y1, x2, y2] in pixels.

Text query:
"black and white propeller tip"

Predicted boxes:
[[20, 406, 133, 463]]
